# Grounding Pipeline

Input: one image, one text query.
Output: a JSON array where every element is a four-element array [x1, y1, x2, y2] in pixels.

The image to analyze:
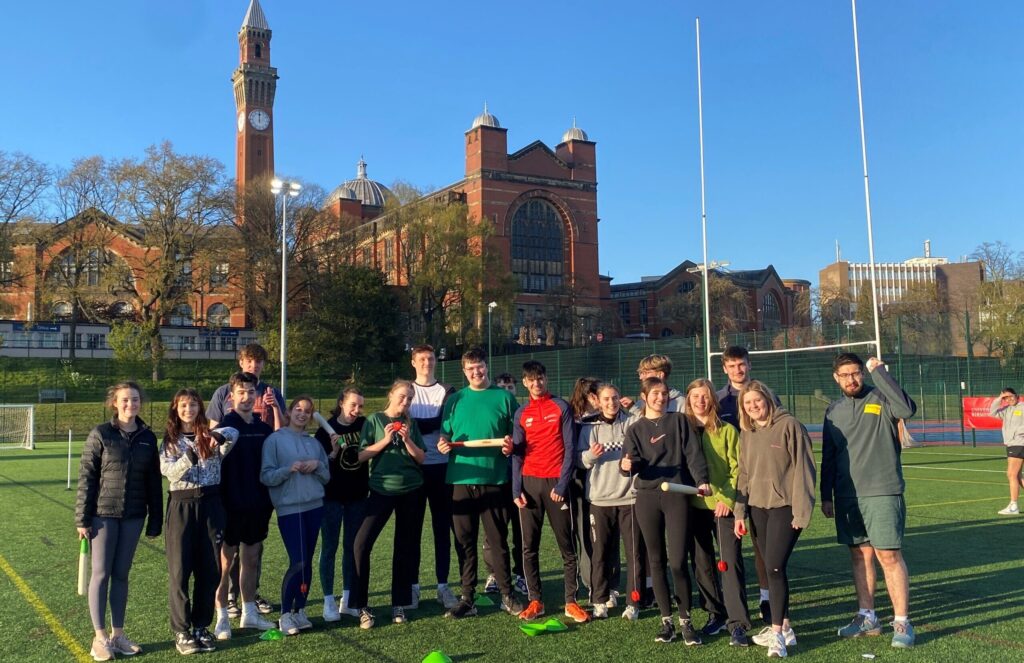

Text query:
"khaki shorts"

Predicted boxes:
[[835, 495, 905, 550]]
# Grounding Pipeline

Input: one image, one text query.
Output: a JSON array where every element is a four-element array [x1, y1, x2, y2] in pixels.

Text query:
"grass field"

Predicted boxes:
[[1, 441, 1022, 663]]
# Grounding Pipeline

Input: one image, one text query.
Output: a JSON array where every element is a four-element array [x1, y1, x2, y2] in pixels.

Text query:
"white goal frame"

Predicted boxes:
[[0, 405, 35, 450]]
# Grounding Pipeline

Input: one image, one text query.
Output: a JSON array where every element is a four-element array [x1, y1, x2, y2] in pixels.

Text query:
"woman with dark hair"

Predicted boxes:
[[160, 388, 239, 654], [261, 396, 330, 636], [621, 377, 710, 645], [351, 380, 426, 629], [314, 387, 368, 619], [75, 381, 163, 662], [683, 377, 752, 646], [734, 380, 816, 658]]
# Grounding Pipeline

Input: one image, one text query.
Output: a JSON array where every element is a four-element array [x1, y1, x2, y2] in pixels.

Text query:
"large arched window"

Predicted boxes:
[[510, 199, 564, 293], [169, 304, 193, 326], [207, 303, 231, 327], [762, 292, 781, 327]]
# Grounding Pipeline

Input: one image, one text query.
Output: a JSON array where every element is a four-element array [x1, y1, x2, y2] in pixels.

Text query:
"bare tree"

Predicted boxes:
[[112, 142, 234, 379], [0, 151, 51, 292]]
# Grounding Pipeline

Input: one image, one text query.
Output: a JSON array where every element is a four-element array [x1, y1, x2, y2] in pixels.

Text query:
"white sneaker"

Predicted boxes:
[[767, 631, 788, 658], [437, 585, 459, 610], [240, 610, 275, 631], [753, 625, 796, 647], [621, 605, 640, 621], [605, 590, 619, 609], [323, 597, 341, 622], [279, 612, 300, 636], [593, 603, 608, 619], [214, 614, 232, 640], [295, 608, 313, 630], [339, 596, 359, 618], [484, 574, 499, 593], [998, 502, 1019, 515]]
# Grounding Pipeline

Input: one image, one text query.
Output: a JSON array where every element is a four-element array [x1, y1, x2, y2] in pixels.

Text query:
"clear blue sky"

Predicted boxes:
[[3, 1, 1022, 286]]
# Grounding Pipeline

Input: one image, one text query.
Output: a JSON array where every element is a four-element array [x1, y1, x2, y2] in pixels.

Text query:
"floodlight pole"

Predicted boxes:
[[695, 16, 713, 379], [272, 178, 302, 399], [850, 0, 883, 358]]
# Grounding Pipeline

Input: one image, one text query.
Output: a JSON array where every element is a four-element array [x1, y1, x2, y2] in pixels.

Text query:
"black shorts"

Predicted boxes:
[[1007, 446, 1024, 460], [223, 507, 273, 547]]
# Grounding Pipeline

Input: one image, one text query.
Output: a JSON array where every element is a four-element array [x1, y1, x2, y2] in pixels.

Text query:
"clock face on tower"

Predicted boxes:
[[248, 109, 271, 131]]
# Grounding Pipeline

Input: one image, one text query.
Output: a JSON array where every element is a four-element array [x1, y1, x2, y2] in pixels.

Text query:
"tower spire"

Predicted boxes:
[[241, 0, 269, 31]]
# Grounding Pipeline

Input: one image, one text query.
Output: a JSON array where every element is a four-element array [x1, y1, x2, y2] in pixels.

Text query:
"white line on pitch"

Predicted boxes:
[[903, 465, 1004, 474]]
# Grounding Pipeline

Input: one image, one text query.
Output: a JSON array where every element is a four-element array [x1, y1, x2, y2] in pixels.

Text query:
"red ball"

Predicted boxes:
[[717, 560, 728, 572], [630, 589, 641, 603]]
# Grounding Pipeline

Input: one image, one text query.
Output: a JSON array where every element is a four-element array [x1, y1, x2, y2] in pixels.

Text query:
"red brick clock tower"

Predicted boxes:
[[232, 0, 277, 191]]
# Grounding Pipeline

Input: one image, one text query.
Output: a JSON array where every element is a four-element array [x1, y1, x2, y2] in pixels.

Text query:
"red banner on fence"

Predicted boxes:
[[963, 397, 1002, 430]]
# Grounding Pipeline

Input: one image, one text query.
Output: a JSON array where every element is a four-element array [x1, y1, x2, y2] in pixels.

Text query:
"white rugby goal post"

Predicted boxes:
[[0, 405, 35, 450]]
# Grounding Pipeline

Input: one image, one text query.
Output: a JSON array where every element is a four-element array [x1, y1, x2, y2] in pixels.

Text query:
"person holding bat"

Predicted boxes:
[[621, 377, 710, 645], [733, 380, 816, 658], [313, 387, 367, 620], [206, 344, 283, 619], [260, 397, 330, 636], [436, 348, 524, 619], [160, 389, 239, 655], [683, 378, 752, 647], [351, 380, 427, 629], [75, 381, 162, 662]]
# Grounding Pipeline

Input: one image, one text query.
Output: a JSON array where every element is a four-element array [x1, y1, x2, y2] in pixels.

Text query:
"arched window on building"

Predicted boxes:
[[52, 301, 73, 320], [207, 303, 231, 327], [169, 304, 193, 327], [510, 199, 564, 294], [761, 292, 781, 328], [110, 301, 135, 320]]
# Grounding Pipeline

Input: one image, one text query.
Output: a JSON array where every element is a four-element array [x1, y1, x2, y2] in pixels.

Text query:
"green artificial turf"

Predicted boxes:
[[1, 443, 1021, 662]]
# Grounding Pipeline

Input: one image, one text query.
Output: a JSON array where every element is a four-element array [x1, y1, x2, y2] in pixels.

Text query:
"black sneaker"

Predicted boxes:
[[655, 617, 676, 643], [255, 594, 273, 614], [445, 599, 478, 619], [193, 628, 215, 653], [679, 618, 702, 646], [729, 626, 750, 647], [500, 594, 525, 616], [174, 631, 200, 656], [759, 599, 771, 625], [226, 597, 240, 619], [701, 614, 727, 637]]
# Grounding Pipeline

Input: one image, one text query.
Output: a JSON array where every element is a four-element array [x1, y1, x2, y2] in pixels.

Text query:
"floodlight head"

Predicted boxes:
[[289, 182, 302, 192], [488, 301, 498, 310], [271, 178, 283, 190]]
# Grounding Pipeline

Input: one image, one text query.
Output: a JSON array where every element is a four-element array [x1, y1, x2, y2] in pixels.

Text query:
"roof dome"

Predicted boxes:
[[561, 117, 589, 143], [470, 102, 500, 129], [325, 157, 394, 208]]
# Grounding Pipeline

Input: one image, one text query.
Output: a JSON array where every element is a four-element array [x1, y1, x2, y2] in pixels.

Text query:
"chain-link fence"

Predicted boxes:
[[4, 326, 1022, 443]]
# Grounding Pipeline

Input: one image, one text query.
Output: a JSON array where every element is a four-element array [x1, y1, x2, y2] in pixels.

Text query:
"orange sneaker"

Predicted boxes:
[[564, 602, 590, 623], [518, 600, 545, 620]]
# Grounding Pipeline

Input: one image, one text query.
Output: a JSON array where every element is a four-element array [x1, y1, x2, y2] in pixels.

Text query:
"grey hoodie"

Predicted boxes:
[[989, 397, 1024, 447], [577, 410, 638, 507], [260, 428, 330, 517]]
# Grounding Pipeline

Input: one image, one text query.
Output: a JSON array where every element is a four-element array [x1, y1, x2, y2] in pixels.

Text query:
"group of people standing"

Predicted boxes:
[[74, 342, 919, 659]]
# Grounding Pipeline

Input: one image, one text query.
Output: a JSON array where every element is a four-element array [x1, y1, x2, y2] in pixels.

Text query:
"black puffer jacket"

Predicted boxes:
[[75, 417, 163, 537]]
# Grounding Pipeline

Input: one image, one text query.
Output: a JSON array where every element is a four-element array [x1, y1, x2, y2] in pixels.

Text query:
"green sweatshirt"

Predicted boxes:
[[360, 413, 425, 495], [821, 365, 916, 501], [440, 386, 519, 485], [690, 421, 740, 511]]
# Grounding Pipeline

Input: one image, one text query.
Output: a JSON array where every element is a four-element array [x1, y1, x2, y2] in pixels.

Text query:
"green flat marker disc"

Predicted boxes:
[[259, 629, 284, 641], [475, 595, 495, 606], [519, 623, 546, 636], [421, 650, 453, 663], [542, 618, 567, 632]]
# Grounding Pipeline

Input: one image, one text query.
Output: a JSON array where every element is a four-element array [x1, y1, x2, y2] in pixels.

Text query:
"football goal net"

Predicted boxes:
[[0, 405, 35, 450]]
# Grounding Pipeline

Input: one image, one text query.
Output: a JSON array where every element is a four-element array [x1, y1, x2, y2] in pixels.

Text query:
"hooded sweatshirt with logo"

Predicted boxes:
[[578, 410, 638, 507]]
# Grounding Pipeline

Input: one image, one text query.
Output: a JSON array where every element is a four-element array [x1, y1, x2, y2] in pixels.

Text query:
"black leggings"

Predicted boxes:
[[635, 488, 692, 618], [352, 488, 426, 609], [749, 505, 802, 626]]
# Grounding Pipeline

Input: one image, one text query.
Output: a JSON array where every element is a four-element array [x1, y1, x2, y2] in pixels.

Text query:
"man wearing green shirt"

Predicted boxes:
[[438, 348, 524, 619]]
